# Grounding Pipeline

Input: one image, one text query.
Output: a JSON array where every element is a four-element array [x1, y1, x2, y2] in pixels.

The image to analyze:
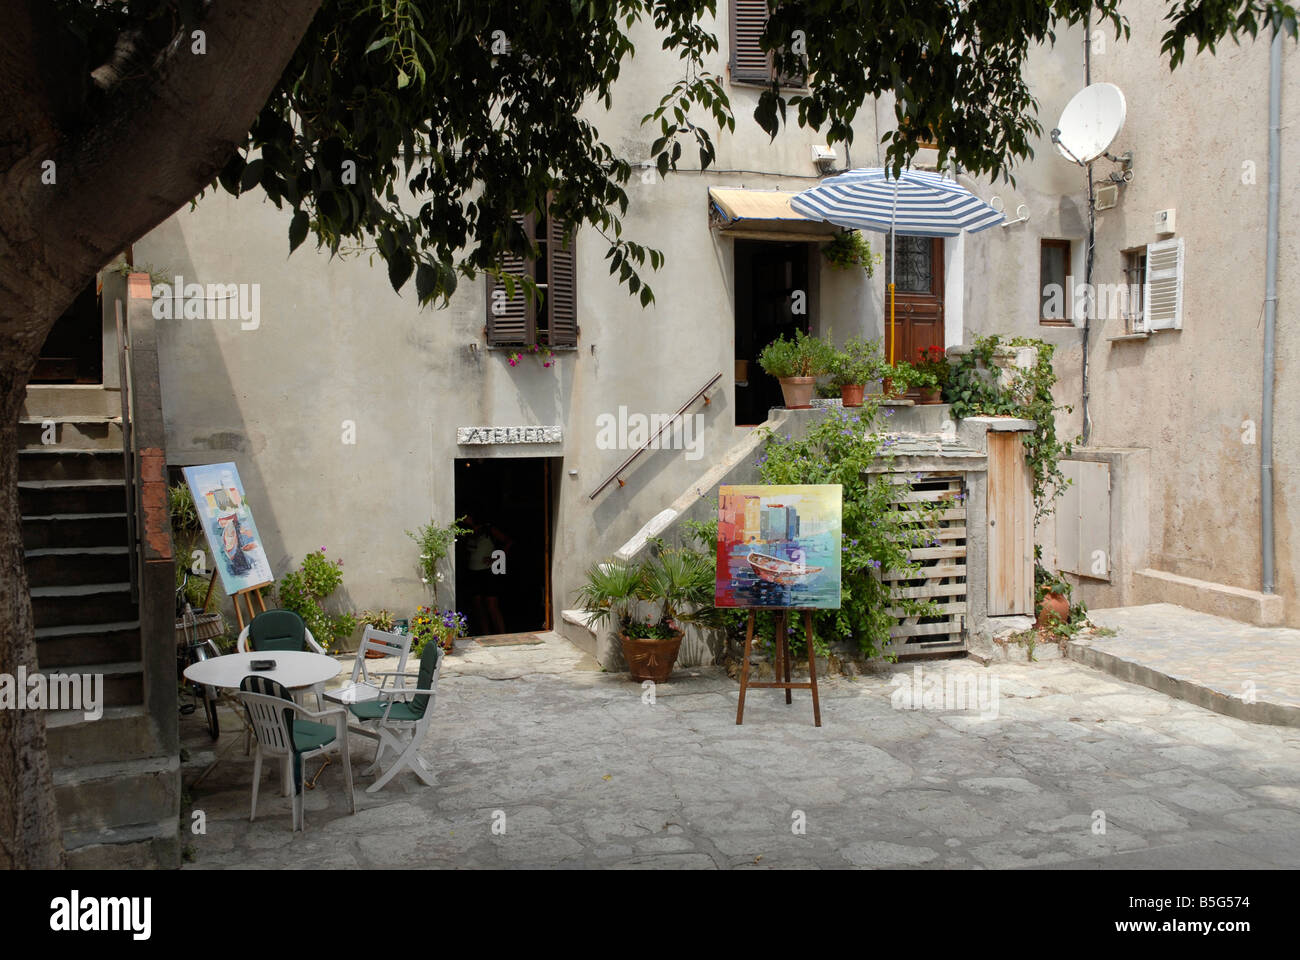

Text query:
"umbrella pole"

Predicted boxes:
[[889, 226, 896, 366]]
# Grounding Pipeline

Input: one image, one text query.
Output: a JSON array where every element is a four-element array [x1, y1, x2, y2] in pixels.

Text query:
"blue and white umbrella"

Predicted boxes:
[[791, 168, 1003, 364]]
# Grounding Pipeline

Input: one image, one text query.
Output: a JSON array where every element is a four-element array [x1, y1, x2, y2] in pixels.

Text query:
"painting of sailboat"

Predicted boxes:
[[715, 484, 841, 609]]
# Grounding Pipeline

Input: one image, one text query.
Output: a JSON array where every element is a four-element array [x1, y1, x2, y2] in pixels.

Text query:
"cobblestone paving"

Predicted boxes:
[[181, 633, 1300, 869]]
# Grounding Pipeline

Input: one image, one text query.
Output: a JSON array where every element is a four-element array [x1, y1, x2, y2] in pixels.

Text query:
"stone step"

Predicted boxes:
[[22, 512, 128, 549], [32, 660, 146, 709], [63, 820, 181, 870], [18, 416, 123, 451], [53, 753, 180, 838], [25, 546, 131, 588], [18, 448, 124, 482], [32, 582, 136, 629], [22, 384, 121, 419], [19, 478, 127, 515], [46, 705, 164, 768], [35, 620, 142, 670]]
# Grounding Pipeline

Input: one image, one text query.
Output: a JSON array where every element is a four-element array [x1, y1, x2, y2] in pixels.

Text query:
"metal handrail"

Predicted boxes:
[[115, 300, 138, 604], [588, 371, 722, 500]]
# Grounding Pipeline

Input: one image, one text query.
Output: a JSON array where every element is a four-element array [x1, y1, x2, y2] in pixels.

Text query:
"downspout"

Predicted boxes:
[[1080, 10, 1095, 444], [1261, 23, 1282, 594]]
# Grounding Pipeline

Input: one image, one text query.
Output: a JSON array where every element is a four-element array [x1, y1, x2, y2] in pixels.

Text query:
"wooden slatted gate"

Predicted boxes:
[[882, 472, 968, 657]]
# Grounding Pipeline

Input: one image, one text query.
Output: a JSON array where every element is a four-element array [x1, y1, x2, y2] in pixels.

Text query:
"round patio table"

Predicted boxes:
[[183, 650, 341, 692], [183, 651, 342, 797]]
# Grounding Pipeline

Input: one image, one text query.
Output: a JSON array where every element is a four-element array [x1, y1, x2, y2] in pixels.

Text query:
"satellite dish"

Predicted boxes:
[[1053, 82, 1126, 164]]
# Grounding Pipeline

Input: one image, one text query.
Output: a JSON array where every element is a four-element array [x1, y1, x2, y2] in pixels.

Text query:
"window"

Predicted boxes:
[[485, 210, 578, 349], [1122, 247, 1147, 333], [1039, 239, 1072, 326], [729, 0, 805, 87], [1142, 237, 1184, 331]]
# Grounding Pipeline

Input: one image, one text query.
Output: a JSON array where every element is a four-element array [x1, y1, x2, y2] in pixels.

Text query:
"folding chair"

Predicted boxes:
[[346, 641, 442, 793], [237, 675, 355, 832], [324, 626, 413, 711]]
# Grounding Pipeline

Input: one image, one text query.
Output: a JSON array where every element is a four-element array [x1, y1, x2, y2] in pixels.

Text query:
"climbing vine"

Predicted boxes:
[[946, 335, 1077, 519]]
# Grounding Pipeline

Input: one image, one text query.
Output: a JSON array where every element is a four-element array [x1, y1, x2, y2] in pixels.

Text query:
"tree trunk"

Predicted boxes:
[[0, 0, 322, 868]]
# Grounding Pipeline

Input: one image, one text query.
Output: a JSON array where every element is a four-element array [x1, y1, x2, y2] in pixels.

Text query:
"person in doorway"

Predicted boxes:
[[462, 514, 512, 636]]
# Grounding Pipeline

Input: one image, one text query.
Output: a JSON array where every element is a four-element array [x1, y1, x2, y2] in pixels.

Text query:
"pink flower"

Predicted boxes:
[[319, 546, 326, 553]]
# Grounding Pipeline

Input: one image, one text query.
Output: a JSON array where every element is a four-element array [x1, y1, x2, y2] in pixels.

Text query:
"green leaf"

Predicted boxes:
[[387, 252, 414, 293], [288, 209, 309, 252]]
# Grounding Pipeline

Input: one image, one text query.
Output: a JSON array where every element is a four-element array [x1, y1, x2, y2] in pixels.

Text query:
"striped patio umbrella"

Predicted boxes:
[[790, 169, 1003, 364]]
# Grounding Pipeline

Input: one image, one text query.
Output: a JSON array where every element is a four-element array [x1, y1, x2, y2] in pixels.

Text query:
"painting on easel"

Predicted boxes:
[[182, 462, 273, 594], [715, 484, 842, 609]]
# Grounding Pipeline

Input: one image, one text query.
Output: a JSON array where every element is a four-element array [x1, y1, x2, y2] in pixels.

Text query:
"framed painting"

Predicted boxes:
[[715, 484, 842, 609], [182, 462, 274, 595]]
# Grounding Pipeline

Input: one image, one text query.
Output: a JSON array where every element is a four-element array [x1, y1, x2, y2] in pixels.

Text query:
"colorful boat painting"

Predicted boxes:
[[715, 484, 842, 609]]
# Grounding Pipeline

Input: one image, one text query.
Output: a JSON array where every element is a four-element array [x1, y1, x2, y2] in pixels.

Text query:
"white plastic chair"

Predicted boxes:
[[324, 626, 413, 710], [238, 675, 355, 832], [237, 610, 327, 709], [346, 642, 443, 793]]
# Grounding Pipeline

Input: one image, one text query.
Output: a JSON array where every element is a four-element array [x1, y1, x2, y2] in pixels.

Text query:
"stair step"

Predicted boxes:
[[22, 512, 128, 549], [19, 417, 123, 451], [53, 754, 179, 836], [41, 660, 144, 709], [25, 547, 131, 588], [19, 479, 127, 515], [35, 620, 142, 668], [22, 384, 121, 418], [18, 448, 124, 481], [32, 582, 136, 629]]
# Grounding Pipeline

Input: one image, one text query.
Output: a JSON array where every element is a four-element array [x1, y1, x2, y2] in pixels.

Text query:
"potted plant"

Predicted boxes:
[[1035, 566, 1072, 630], [913, 346, 950, 404], [758, 329, 835, 409], [829, 336, 887, 407], [882, 359, 914, 399], [821, 229, 881, 275], [407, 517, 471, 605], [410, 606, 468, 656], [358, 609, 397, 658]]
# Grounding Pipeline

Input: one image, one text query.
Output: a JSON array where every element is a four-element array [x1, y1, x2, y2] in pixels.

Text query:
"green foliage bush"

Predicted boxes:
[[276, 548, 357, 652], [758, 329, 835, 379], [828, 336, 889, 388]]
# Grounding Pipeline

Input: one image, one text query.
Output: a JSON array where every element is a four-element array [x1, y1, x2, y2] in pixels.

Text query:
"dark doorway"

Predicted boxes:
[[34, 279, 103, 383], [454, 457, 557, 636], [884, 235, 945, 396], [734, 240, 813, 426]]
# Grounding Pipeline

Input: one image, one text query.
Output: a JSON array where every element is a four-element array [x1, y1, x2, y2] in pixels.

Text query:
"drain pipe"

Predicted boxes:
[[1261, 22, 1283, 594], [1080, 10, 1095, 445]]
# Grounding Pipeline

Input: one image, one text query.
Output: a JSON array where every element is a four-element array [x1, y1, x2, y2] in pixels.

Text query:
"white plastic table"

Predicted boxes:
[[184, 651, 343, 796]]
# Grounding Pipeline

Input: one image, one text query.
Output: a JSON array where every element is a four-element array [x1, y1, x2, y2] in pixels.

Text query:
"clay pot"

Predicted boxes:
[[881, 377, 900, 398], [1036, 592, 1070, 629], [840, 384, 865, 407], [917, 387, 942, 404], [778, 376, 817, 409], [621, 631, 684, 683]]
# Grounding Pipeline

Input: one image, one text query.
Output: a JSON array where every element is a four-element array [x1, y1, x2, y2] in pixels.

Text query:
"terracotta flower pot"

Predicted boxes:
[[840, 384, 865, 407], [621, 631, 683, 683], [778, 376, 816, 409], [917, 386, 942, 404], [881, 377, 899, 398], [1036, 592, 1070, 629]]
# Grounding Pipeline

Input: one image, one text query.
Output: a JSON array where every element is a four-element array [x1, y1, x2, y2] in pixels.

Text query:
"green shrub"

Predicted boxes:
[[829, 336, 888, 388], [276, 548, 357, 652], [758, 329, 835, 379]]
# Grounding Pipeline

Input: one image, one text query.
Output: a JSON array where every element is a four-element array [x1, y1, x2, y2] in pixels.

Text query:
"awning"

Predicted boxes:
[[708, 188, 839, 242]]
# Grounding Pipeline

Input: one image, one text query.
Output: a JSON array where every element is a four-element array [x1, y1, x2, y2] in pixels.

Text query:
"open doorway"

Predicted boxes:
[[453, 456, 557, 637], [733, 240, 813, 426], [34, 279, 102, 383]]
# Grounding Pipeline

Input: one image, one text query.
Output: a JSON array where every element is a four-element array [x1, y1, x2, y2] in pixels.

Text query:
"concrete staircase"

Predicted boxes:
[[19, 384, 180, 868]]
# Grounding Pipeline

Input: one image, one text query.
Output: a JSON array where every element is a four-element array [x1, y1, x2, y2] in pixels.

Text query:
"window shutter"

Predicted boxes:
[[730, 0, 772, 84], [544, 215, 578, 348], [1143, 237, 1184, 331], [486, 213, 530, 346]]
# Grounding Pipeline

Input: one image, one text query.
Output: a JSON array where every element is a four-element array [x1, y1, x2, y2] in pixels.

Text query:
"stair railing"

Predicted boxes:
[[587, 371, 722, 500], [115, 300, 139, 604]]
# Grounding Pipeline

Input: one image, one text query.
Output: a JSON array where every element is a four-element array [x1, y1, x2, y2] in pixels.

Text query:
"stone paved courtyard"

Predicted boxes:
[[180, 633, 1300, 869]]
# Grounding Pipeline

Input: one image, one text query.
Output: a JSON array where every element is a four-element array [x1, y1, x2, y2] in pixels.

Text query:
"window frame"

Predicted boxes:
[[485, 210, 578, 351], [1038, 238, 1074, 327]]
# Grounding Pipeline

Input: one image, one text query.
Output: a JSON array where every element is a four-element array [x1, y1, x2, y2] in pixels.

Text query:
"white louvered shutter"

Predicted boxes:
[[1143, 237, 1184, 331]]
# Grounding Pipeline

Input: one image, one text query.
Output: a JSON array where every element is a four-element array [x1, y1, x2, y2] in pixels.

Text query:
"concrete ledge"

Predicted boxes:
[[1134, 568, 1284, 627], [1068, 636, 1299, 727]]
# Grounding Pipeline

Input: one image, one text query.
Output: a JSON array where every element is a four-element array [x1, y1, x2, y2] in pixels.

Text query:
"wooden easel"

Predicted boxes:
[[735, 608, 821, 727], [228, 582, 272, 632]]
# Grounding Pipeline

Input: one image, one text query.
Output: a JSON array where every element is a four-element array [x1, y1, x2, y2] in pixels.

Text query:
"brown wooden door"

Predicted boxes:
[[885, 236, 944, 389], [987, 432, 1034, 616]]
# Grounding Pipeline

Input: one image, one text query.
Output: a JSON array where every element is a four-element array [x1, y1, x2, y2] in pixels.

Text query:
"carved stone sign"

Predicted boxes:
[[456, 425, 562, 445]]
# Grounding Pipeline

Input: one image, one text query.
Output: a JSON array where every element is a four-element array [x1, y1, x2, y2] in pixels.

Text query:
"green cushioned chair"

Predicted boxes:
[[237, 609, 329, 722], [238, 674, 355, 832], [347, 641, 443, 793]]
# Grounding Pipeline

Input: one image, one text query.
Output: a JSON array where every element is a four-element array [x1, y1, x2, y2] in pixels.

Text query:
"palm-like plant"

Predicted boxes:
[[574, 559, 645, 633], [641, 549, 721, 630]]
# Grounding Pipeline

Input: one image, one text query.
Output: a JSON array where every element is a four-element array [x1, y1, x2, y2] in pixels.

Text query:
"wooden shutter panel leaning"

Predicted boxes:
[[486, 213, 530, 346], [545, 215, 578, 348]]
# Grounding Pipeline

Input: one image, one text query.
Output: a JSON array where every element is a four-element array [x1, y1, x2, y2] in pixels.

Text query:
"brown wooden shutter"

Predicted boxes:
[[730, 0, 772, 85], [544, 215, 577, 348], [486, 213, 530, 346]]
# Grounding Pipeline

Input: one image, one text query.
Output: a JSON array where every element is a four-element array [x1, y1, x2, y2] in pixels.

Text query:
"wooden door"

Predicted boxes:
[[885, 236, 944, 386], [987, 432, 1033, 616]]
